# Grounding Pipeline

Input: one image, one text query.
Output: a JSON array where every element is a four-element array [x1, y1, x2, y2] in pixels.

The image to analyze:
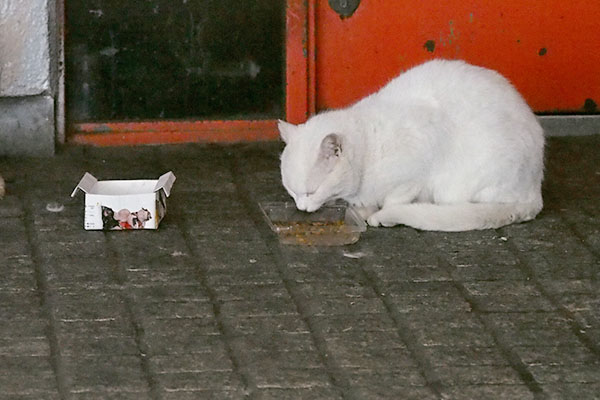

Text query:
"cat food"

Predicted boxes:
[[260, 202, 366, 246]]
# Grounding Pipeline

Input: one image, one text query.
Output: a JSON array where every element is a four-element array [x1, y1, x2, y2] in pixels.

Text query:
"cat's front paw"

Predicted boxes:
[[367, 215, 381, 227], [367, 210, 399, 227], [367, 210, 398, 227]]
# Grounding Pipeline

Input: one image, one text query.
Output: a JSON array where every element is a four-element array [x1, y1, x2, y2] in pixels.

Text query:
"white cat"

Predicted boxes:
[[278, 59, 544, 232]]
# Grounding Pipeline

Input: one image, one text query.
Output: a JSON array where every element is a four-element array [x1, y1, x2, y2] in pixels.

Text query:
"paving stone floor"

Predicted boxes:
[[0, 135, 599, 399]]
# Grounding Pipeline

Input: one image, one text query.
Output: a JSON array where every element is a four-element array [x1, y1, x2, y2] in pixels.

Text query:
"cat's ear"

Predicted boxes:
[[320, 133, 343, 159], [278, 120, 297, 144]]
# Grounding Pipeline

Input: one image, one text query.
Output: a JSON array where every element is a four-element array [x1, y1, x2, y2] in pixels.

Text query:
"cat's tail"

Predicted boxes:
[[367, 201, 543, 232]]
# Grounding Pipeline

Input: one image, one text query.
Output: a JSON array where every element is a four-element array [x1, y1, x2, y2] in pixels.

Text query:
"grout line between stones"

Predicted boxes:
[[356, 263, 448, 399], [155, 146, 256, 399], [79, 146, 162, 399], [174, 215, 257, 398], [559, 212, 600, 276], [229, 148, 357, 400], [421, 235, 548, 400], [103, 233, 163, 400], [22, 192, 70, 399], [499, 227, 600, 361]]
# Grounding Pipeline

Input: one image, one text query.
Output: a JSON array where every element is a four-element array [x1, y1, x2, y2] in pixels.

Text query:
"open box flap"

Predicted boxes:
[[154, 171, 176, 197], [71, 172, 98, 197]]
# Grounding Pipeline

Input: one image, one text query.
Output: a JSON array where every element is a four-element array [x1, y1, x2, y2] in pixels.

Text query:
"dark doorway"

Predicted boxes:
[[66, 1, 285, 123]]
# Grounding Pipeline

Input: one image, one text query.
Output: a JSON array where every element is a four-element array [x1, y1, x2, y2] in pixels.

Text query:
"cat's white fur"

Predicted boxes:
[[279, 59, 544, 232]]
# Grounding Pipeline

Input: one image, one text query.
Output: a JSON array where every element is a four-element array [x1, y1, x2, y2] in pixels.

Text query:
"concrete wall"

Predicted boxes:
[[0, 0, 57, 156]]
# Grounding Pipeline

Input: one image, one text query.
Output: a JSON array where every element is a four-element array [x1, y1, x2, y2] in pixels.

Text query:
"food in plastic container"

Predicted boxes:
[[260, 201, 367, 246]]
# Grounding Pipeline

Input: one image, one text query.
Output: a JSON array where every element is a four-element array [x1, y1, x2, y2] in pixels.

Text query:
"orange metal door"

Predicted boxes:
[[309, 0, 600, 116]]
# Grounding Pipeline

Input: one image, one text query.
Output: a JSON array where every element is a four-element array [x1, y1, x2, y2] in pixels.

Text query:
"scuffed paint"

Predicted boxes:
[[424, 40, 436, 53], [432, 20, 460, 52], [448, 20, 457, 44], [539, 47, 547, 56], [0, 0, 51, 96], [583, 98, 597, 113]]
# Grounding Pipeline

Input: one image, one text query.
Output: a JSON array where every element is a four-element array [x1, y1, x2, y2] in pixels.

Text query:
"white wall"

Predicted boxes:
[[0, 0, 56, 155], [0, 0, 51, 96]]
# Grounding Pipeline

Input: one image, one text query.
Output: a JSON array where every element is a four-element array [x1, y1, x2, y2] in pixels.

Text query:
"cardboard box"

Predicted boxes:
[[71, 171, 176, 230]]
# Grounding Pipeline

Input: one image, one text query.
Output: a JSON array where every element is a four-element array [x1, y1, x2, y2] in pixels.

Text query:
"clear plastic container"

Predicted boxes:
[[259, 202, 367, 246]]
